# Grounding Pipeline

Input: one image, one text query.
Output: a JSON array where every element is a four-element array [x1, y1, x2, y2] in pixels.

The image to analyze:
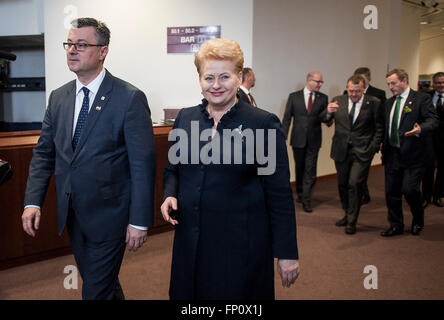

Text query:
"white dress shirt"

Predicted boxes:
[[72, 68, 106, 136], [348, 96, 364, 124], [388, 87, 410, 142], [432, 91, 443, 108], [303, 87, 315, 110]]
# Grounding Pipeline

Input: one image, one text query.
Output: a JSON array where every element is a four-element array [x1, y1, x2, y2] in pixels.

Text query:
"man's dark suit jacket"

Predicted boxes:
[[24, 70, 156, 242], [282, 89, 328, 149], [366, 85, 387, 104], [321, 94, 385, 163], [237, 88, 255, 106], [381, 89, 438, 167], [429, 90, 444, 150]]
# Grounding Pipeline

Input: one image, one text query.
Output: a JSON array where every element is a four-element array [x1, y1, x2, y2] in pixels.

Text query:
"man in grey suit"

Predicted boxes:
[[322, 75, 384, 234], [283, 71, 328, 212], [21, 18, 156, 299]]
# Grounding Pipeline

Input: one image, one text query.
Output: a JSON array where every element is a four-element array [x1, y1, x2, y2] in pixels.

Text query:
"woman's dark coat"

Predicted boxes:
[[163, 100, 299, 300]]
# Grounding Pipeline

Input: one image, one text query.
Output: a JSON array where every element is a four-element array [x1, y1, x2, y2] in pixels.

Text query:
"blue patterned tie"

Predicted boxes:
[[72, 87, 90, 151]]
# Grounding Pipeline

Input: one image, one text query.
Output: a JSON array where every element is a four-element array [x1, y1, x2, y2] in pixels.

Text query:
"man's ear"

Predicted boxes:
[[99, 45, 109, 61]]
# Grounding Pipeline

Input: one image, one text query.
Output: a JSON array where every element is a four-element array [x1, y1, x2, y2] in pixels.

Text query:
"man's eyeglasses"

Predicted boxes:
[[63, 42, 105, 51], [310, 79, 324, 84]]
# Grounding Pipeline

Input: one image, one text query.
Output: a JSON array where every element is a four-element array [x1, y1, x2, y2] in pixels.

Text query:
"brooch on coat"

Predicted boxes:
[[234, 124, 243, 135], [403, 105, 412, 114]]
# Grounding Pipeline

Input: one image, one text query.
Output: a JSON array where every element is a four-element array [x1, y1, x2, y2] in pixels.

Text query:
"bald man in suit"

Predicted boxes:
[[283, 71, 329, 212]]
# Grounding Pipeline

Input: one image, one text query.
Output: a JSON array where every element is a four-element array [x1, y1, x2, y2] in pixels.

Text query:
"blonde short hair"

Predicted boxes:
[[194, 38, 244, 75]]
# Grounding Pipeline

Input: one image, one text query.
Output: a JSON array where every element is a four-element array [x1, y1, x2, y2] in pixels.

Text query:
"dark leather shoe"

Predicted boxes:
[[422, 199, 430, 209], [381, 226, 404, 237], [335, 216, 347, 227], [303, 201, 312, 213], [345, 225, 356, 235], [433, 198, 444, 207], [411, 224, 423, 236]]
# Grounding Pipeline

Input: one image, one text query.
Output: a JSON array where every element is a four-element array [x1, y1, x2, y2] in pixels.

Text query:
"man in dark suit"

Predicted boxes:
[[343, 67, 387, 205], [381, 69, 438, 237], [282, 71, 328, 212], [21, 18, 156, 299], [322, 75, 384, 234], [422, 72, 444, 207], [237, 67, 257, 106]]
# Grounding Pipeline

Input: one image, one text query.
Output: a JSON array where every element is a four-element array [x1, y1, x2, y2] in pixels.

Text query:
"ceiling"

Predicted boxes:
[[403, 0, 444, 39]]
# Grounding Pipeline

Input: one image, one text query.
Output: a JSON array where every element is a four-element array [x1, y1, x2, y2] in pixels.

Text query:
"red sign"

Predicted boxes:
[[167, 25, 221, 53]]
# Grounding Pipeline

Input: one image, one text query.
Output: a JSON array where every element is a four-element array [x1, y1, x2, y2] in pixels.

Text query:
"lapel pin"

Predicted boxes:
[[96, 106, 102, 111], [234, 124, 243, 135], [101, 96, 105, 100]]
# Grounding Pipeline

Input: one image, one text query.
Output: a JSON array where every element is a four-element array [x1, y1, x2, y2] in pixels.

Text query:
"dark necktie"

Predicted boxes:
[[247, 93, 256, 107], [349, 102, 356, 127], [307, 92, 313, 114], [390, 96, 402, 147], [437, 94, 443, 110], [72, 87, 90, 151]]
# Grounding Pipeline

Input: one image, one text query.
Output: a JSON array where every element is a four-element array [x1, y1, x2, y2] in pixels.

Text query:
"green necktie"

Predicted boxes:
[[389, 96, 402, 147]]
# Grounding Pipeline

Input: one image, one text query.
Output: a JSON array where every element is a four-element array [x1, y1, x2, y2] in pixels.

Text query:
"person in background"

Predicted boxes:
[[322, 75, 384, 234], [422, 72, 444, 208], [343, 67, 386, 205], [381, 69, 437, 237], [237, 67, 257, 106], [282, 71, 328, 213]]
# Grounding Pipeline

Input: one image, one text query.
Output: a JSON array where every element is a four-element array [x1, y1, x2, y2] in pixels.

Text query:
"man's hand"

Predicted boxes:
[[160, 197, 179, 225], [327, 100, 339, 114], [22, 207, 41, 237], [277, 259, 300, 288], [125, 225, 148, 252], [405, 122, 421, 136]]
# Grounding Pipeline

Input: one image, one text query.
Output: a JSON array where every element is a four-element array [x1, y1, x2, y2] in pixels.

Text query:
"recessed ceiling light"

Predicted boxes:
[[420, 21, 429, 24]]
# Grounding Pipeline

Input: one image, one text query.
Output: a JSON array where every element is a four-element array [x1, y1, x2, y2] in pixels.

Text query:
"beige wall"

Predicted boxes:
[[419, 35, 444, 75], [399, 3, 421, 90], [252, 0, 402, 180], [44, 0, 253, 123]]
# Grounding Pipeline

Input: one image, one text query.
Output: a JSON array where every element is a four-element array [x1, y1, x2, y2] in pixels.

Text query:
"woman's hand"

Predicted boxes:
[[277, 259, 300, 288], [160, 197, 179, 225]]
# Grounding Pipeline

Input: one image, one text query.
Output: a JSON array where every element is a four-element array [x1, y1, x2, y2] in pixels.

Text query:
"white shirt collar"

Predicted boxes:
[[76, 68, 106, 96], [348, 95, 364, 106], [303, 87, 313, 96], [239, 85, 249, 95], [399, 87, 410, 100]]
